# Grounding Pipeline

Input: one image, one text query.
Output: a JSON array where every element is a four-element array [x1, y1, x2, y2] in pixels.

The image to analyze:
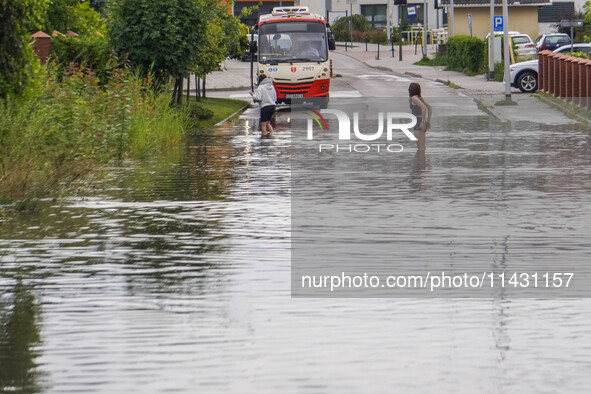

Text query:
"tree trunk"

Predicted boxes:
[[196, 76, 201, 98], [186, 75, 190, 102], [202, 76, 206, 98], [176, 77, 183, 105], [171, 78, 178, 106]]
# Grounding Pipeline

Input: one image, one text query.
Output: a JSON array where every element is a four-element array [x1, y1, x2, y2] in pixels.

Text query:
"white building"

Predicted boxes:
[[298, 0, 444, 31]]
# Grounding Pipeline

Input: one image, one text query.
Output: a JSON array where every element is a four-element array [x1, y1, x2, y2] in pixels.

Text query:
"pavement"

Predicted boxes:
[[199, 41, 584, 125]]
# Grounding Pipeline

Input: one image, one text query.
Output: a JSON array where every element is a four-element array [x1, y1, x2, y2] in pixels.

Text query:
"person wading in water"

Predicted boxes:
[[408, 82, 432, 151]]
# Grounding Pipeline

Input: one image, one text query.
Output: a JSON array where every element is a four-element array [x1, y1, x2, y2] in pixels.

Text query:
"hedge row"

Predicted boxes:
[[50, 34, 112, 83], [446, 35, 486, 74]]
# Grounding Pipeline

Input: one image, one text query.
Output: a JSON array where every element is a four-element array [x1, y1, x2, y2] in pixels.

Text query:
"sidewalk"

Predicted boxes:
[[334, 41, 578, 124], [335, 41, 504, 94], [185, 58, 252, 92]]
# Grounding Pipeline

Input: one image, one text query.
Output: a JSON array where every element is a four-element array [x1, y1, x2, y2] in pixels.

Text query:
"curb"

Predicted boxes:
[[474, 99, 506, 123], [214, 101, 251, 126], [536, 95, 590, 125]]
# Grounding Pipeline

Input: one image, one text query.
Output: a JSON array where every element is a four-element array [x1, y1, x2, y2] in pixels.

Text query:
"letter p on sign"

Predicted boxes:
[[494, 16, 503, 32]]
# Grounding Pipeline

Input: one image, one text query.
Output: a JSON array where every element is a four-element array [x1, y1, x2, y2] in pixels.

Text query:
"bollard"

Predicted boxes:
[[345, 40, 348, 51], [377, 43, 380, 60], [365, 34, 368, 52], [391, 34, 394, 57]]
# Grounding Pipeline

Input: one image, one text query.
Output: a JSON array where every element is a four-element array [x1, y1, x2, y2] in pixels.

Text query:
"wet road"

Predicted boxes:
[[2, 56, 591, 393]]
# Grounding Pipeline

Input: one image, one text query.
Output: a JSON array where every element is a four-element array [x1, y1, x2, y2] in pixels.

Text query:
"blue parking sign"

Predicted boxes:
[[494, 16, 503, 32]]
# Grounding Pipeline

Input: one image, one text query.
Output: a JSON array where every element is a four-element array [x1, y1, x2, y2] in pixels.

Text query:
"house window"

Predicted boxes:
[[400, 4, 425, 27], [360, 4, 387, 29]]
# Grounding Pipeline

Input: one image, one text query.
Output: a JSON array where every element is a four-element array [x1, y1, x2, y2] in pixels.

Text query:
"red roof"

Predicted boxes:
[[31, 31, 51, 38]]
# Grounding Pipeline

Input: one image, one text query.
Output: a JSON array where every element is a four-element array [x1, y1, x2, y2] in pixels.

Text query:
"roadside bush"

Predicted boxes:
[[50, 34, 112, 83], [493, 61, 504, 82], [446, 35, 486, 73], [184, 102, 214, 130], [0, 61, 186, 199], [332, 15, 370, 41], [352, 29, 388, 44]]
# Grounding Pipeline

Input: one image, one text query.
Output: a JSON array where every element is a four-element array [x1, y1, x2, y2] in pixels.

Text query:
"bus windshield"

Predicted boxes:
[[258, 21, 328, 63]]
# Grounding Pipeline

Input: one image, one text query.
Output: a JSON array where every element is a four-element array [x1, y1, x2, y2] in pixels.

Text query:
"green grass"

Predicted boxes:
[[413, 54, 447, 67], [189, 97, 248, 128], [444, 80, 462, 89], [1, 64, 249, 201], [494, 99, 518, 106]]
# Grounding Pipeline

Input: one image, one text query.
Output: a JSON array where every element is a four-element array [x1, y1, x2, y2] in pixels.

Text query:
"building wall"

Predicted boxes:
[[301, 0, 443, 30], [452, 7, 540, 40]]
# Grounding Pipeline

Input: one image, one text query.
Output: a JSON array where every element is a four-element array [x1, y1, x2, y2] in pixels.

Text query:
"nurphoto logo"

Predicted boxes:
[[305, 109, 418, 153]]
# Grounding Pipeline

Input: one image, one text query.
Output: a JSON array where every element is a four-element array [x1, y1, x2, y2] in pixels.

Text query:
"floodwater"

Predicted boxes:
[[1, 102, 591, 393]]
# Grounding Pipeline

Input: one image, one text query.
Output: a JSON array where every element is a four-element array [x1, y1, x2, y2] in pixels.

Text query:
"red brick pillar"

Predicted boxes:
[[574, 59, 585, 107], [557, 55, 564, 98], [31, 31, 51, 64], [587, 61, 591, 111], [538, 51, 548, 91], [549, 53, 557, 96], [566, 57, 575, 102], [538, 51, 545, 92]]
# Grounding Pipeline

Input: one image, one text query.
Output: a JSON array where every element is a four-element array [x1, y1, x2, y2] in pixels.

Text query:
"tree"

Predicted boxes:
[[109, 0, 207, 85], [43, 0, 106, 35], [194, 19, 225, 98], [0, 0, 48, 99], [331, 14, 370, 41]]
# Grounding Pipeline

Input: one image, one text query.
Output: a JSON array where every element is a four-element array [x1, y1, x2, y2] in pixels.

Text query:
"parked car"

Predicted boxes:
[[485, 31, 536, 59], [511, 34, 536, 58], [508, 43, 591, 93], [535, 33, 571, 52]]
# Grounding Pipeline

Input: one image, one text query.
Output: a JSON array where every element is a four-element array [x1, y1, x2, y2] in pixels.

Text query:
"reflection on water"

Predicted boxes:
[[0, 282, 42, 393], [0, 103, 591, 392]]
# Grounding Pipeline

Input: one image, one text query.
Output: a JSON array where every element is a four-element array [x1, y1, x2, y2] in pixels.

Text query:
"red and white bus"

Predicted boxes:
[[251, 6, 335, 107]]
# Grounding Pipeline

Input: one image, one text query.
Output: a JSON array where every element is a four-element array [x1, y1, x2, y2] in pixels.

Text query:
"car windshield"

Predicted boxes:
[[547, 36, 569, 44], [258, 21, 328, 63], [513, 36, 531, 45], [556, 45, 591, 54]]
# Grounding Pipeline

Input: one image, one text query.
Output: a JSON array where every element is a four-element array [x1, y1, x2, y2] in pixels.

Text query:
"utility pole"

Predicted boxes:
[[398, 5, 403, 61], [489, 0, 495, 80], [450, 0, 455, 37], [502, 0, 511, 100], [424, 0, 428, 57], [387, 0, 392, 44]]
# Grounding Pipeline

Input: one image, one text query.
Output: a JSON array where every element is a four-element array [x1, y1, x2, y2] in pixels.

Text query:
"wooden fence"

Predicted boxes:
[[538, 50, 591, 110]]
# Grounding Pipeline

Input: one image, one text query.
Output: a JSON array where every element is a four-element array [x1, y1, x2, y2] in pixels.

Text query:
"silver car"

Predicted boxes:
[[508, 43, 591, 93]]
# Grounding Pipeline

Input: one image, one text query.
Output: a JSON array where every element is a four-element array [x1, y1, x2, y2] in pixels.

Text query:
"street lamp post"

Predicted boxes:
[[502, 0, 511, 100]]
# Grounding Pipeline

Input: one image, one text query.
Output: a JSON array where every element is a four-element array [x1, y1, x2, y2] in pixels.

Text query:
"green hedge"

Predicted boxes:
[[446, 35, 486, 73], [50, 34, 112, 83], [332, 15, 370, 41]]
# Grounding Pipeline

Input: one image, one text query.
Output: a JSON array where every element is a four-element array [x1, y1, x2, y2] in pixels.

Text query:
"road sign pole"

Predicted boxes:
[[398, 5, 403, 61], [502, 0, 511, 100], [489, 0, 495, 80]]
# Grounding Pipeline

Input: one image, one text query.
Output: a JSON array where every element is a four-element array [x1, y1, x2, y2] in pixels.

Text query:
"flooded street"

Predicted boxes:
[[2, 100, 591, 392]]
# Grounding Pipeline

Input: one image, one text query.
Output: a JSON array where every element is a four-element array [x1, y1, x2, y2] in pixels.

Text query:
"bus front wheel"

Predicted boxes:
[[313, 96, 329, 109]]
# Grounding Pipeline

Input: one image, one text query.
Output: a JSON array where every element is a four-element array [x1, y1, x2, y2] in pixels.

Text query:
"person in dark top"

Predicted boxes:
[[408, 82, 432, 151]]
